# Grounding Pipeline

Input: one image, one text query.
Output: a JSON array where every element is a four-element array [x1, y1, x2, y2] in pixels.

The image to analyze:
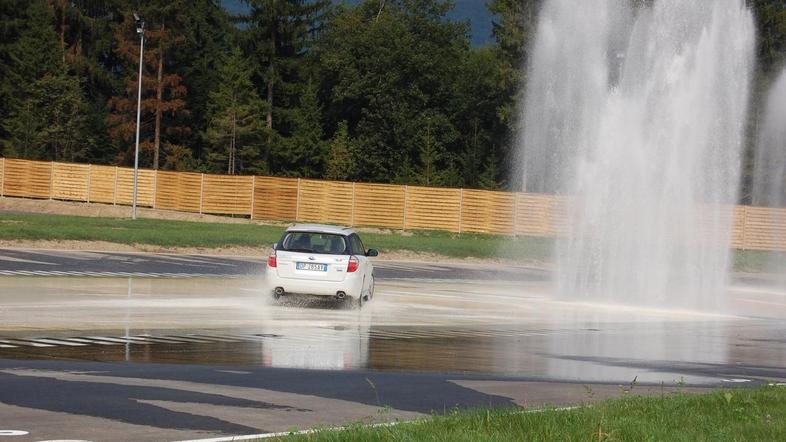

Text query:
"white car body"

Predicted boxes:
[[265, 224, 376, 306]]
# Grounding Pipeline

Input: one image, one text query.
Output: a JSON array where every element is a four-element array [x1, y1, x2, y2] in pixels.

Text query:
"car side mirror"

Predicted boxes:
[[366, 249, 379, 257], [272, 243, 279, 250]]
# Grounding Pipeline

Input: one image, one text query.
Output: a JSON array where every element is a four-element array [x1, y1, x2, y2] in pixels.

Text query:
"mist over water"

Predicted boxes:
[[519, 0, 755, 310], [752, 69, 786, 280], [753, 69, 786, 208]]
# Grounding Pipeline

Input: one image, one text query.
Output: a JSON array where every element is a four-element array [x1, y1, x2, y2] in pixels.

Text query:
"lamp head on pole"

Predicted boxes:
[[134, 13, 145, 35]]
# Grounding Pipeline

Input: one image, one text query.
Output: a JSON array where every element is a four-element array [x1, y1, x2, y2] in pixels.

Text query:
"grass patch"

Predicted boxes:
[[733, 249, 786, 273], [0, 212, 553, 261], [3, 212, 777, 270], [277, 386, 786, 441], [360, 228, 553, 261], [0, 213, 283, 249]]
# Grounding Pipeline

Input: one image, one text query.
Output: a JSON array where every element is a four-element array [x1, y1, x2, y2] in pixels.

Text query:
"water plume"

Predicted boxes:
[[752, 69, 786, 209], [519, 0, 756, 310], [751, 68, 786, 280]]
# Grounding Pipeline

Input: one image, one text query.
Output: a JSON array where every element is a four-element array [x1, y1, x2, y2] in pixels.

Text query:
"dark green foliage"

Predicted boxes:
[[0, 1, 30, 141], [0, 0, 783, 193], [9, 1, 61, 81], [174, 0, 234, 161], [739, 0, 786, 203], [453, 46, 509, 188], [0, 0, 92, 159], [0, 0, 60, 142], [204, 47, 267, 174], [316, 0, 470, 183], [752, 0, 786, 78], [238, 0, 332, 174], [279, 79, 327, 177], [4, 71, 93, 161], [325, 120, 355, 181], [487, 0, 538, 125]]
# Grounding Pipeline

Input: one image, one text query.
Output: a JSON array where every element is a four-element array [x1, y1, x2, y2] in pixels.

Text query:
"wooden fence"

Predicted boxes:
[[1, 157, 785, 251]]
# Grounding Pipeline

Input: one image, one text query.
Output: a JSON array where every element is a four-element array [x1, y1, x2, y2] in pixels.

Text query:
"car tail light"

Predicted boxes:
[[267, 253, 277, 268], [347, 256, 359, 273]]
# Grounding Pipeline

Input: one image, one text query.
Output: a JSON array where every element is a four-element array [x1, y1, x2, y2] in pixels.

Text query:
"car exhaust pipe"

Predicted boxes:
[[336, 291, 346, 300], [274, 287, 285, 299]]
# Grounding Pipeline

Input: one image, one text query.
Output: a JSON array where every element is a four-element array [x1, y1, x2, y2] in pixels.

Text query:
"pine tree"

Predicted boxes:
[[240, 0, 332, 171], [0, 1, 33, 149], [279, 80, 326, 177], [487, 0, 539, 127], [752, 0, 786, 78], [315, 0, 467, 183], [175, 0, 233, 161], [418, 120, 441, 186], [10, 1, 61, 82], [2, 0, 92, 160], [45, 1, 125, 163], [477, 147, 504, 190], [204, 47, 266, 174], [452, 47, 509, 188], [325, 120, 354, 181], [5, 71, 92, 161]]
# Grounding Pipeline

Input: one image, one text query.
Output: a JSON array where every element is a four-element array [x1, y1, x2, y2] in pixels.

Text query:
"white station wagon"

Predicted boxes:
[[265, 224, 378, 308]]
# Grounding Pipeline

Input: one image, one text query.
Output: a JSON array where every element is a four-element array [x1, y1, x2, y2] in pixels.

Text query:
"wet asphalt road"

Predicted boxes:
[[1, 248, 785, 441], [0, 247, 546, 281], [0, 357, 714, 441]]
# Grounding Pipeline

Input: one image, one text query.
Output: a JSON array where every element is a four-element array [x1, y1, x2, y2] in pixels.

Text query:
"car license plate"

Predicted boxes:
[[296, 262, 327, 272]]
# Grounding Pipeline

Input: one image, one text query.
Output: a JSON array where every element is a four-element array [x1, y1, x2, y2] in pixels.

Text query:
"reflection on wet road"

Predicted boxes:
[[2, 250, 786, 441], [1, 275, 785, 385]]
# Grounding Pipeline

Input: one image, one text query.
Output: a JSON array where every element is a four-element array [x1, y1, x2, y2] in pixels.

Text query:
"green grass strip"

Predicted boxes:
[[2, 212, 782, 269], [276, 386, 786, 441], [0, 212, 552, 260]]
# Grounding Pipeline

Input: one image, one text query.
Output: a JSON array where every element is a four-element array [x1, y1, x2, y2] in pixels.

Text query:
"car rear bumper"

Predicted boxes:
[[265, 268, 364, 298]]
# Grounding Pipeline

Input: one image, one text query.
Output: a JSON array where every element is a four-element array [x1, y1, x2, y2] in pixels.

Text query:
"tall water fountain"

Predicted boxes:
[[519, 0, 755, 310], [753, 69, 786, 209], [752, 68, 786, 279]]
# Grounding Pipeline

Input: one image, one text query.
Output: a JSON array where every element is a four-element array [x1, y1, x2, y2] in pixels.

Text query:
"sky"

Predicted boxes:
[[221, 0, 496, 47]]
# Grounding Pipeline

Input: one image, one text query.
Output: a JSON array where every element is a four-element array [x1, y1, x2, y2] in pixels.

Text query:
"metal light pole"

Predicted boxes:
[[132, 13, 145, 220]]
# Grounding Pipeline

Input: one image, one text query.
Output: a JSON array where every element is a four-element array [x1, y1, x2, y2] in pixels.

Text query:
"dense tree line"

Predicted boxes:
[[0, 0, 784, 190]]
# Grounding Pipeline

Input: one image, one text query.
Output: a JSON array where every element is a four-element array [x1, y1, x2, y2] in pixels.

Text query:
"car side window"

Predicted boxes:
[[349, 234, 365, 255]]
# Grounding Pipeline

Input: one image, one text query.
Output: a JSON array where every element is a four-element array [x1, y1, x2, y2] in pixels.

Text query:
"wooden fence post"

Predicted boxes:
[[351, 182, 356, 227], [199, 173, 204, 214], [49, 161, 54, 200], [152, 170, 158, 209], [402, 185, 408, 231], [0, 158, 5, 197], [295, 178, 301, 221], [740, 206, 748, 251], [250, 175, 256, 220], [113, 166, 118, 205], [458, 188, 464, 235], [86, 164, 92, 203], [512, 193, 519, 237]]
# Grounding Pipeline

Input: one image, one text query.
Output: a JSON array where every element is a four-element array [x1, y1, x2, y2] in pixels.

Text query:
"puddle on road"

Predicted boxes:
[[1, 276, 786, 385]]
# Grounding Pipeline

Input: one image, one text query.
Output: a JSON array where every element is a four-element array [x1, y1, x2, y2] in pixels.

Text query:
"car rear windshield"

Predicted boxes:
[[280, 232, 348, 255]]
